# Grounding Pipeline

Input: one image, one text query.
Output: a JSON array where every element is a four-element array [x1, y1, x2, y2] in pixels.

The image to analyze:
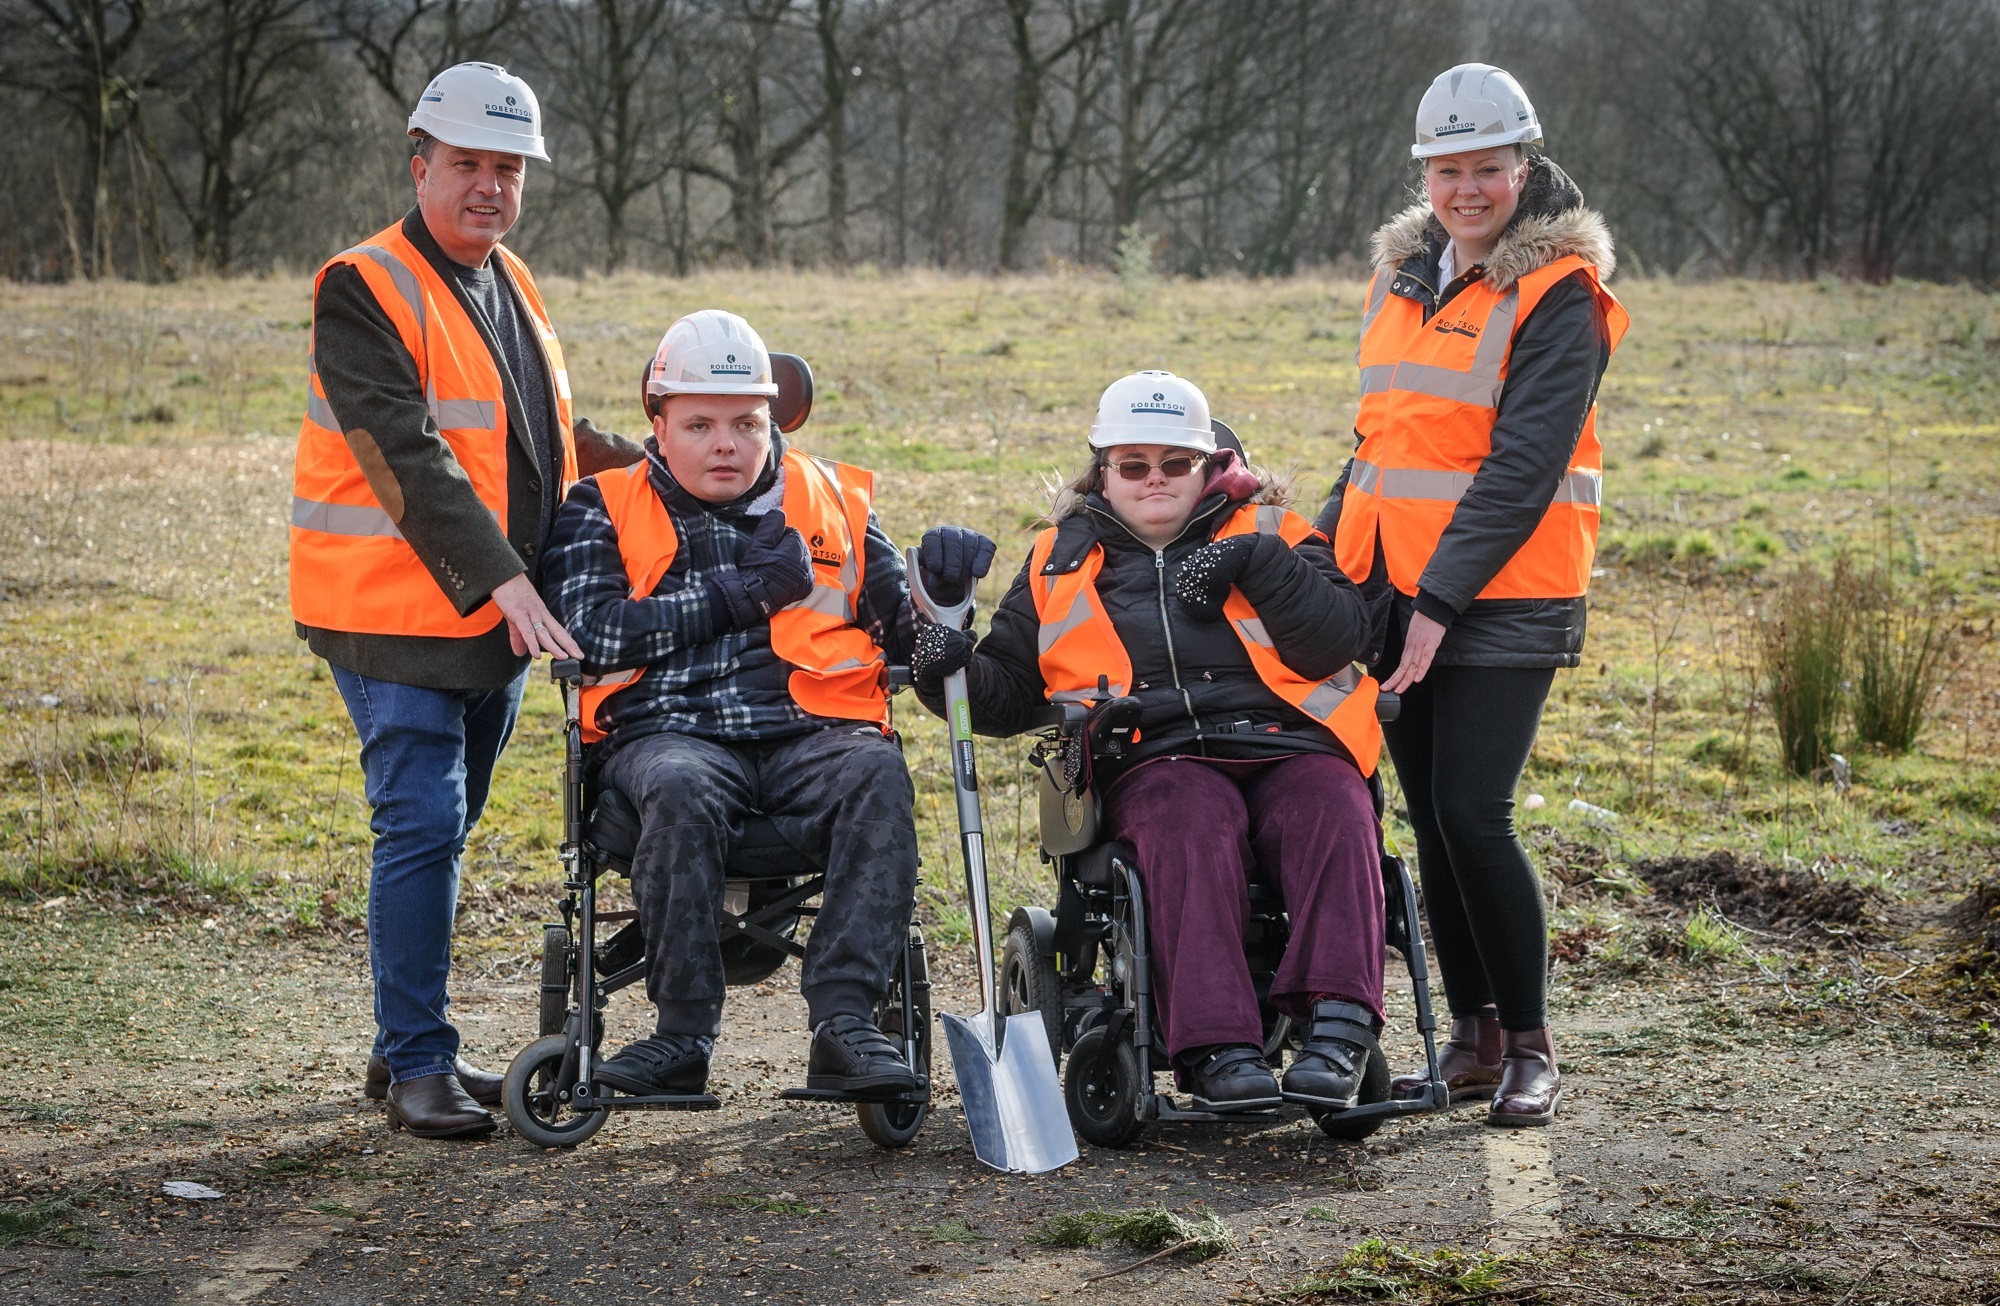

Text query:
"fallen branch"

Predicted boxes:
[[1083, 1237, 1197, 1283]]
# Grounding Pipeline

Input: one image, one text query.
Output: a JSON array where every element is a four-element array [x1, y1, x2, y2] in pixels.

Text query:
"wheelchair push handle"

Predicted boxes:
[[1375, 688, 1400, 724]]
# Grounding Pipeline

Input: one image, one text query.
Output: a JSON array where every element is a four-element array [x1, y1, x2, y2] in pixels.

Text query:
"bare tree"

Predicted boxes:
[[321, 0, 525, 108], [996, 0, 1110, 269]]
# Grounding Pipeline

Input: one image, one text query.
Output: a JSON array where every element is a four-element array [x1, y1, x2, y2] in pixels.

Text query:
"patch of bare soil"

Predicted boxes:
[[1633, 850, 1889, 943]]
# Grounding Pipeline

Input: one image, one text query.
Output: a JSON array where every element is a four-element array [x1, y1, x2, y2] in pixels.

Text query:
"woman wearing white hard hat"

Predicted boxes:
[[1317, 64, 1629, 1127], [914, 371, 1392, 1115]]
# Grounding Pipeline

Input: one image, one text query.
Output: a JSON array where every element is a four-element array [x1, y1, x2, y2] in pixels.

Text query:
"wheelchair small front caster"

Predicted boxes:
[[1063, 1027, 1146, 1150], [504, 1033, 609, 1149]]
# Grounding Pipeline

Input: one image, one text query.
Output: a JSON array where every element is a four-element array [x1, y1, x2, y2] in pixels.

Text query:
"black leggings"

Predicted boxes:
[[1382, 663, 1555, 1031]]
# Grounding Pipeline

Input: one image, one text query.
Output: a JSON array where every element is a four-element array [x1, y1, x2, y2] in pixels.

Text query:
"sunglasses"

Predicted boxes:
[[1107, 453, 1207, 481]]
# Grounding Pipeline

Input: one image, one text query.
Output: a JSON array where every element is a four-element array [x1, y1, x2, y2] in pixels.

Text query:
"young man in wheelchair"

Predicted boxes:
[[540, 310, 992, 1100], [912, 371, 1390, 1114]]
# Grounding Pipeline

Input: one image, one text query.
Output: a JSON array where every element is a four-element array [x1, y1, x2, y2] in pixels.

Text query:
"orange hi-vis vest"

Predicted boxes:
[[577, 448, 888, 744], [1027, 502, 1383, 776], [1336, 255, 1628, 600], [290, 221, 577, 637]]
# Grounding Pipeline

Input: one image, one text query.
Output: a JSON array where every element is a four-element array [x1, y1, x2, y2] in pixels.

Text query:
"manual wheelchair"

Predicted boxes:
[[500, 354, 932, 1152]]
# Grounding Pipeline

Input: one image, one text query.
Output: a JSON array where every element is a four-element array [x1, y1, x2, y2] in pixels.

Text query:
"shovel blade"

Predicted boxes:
[[941, 1011, 1079, 1174]]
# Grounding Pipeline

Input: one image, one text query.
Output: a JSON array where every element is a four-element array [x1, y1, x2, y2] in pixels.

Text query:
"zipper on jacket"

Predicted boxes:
[[1154, 549, 1202, 745]]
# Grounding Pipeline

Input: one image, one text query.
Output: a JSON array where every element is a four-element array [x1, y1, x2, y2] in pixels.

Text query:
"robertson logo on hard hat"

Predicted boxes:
[[708, 351, 754, 378], [1435, 112, 1477, 138], [484, 94, 533, 123], [1129, 390, 1187, 417]]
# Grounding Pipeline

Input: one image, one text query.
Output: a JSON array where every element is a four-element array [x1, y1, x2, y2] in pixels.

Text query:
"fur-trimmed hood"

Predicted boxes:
[[1370, 155, 1615, 291]]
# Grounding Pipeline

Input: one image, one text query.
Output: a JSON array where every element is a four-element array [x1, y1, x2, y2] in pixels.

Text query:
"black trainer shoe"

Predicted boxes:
[[1182, 1043, 1281, 1112], [592, 1034, 710, 1096], [1282, 1000, 1380, 1110], [806, 1014, 918, 1098]]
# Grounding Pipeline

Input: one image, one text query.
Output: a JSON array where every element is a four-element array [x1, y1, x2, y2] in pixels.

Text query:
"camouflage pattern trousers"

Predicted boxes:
[[599, 724, 919, 1038]]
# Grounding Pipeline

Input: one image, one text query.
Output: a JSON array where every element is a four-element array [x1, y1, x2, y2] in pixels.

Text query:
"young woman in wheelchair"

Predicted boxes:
[[912, 371, 1392, 1114]]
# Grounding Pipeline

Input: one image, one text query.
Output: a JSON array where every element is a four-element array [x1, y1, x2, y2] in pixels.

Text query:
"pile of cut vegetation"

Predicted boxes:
[[1949, 878, 2000, 996], [1632, 850, 1886, 944]]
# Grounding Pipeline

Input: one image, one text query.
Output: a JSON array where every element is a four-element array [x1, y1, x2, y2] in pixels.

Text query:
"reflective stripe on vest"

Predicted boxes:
[[1027, 504, 1383, 775], [576, 448, 887, 744], [1336, 255, 1628, 601], [289, 223, 577, 637]]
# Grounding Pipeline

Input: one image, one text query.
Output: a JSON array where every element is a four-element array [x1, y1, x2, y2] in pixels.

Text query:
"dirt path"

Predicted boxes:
[[2, 904, 1997, 1304]]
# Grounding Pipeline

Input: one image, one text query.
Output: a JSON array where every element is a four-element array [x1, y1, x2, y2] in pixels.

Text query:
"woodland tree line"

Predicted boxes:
[[2, 0, 1997, 283]]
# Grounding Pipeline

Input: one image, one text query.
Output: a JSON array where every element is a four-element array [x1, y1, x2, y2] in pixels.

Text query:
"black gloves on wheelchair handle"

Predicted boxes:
[[710, 511, 815, 630], [917, 525, 996, 607], [1173, 533, 1260, 622]]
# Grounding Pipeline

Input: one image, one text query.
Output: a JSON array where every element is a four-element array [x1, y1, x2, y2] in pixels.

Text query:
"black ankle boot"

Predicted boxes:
[[1181, 1043, 1281, 1113], [1281, 1000, 1381, 1111]]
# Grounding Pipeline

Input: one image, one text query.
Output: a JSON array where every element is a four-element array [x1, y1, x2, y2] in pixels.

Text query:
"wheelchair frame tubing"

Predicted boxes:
[[1118, 860, 1159, 1104]]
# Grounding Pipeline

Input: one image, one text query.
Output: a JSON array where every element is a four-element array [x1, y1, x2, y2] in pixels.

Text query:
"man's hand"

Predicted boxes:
[[713, 511, 814, 629], [1381, 611, 1446, 694], [918, 526, 997, 606], [492, 573, 584, 660], [1173, 535, 1258, 621]]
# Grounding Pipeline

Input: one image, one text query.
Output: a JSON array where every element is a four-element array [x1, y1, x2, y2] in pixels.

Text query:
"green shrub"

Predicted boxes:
[[1759, 560, 1854, 777], [1851, 571, 1956, 754]]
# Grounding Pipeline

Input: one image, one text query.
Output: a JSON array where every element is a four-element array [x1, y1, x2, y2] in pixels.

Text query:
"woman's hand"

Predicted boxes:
[[1381, 611, 1446, 693], [492, 573, 585, 660]]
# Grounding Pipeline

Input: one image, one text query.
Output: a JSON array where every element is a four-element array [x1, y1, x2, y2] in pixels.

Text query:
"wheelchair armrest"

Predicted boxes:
[[1375, 690, 1400, 724]]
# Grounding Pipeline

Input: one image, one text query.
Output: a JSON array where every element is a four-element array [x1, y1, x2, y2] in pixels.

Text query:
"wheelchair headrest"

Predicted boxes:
[[638, 351, 814, 435], [1210, 418, 1244, 457]]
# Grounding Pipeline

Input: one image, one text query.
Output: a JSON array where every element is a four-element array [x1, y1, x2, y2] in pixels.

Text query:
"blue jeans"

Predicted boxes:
[[332, 665, 526, 1083]]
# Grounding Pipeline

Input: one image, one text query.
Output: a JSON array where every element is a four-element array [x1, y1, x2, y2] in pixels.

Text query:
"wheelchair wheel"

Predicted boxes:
[[504, 1034, 608, 1149], [1064, 1026, 1145, 1150], [998, 911, 1062, 1057], [538, 925, 572, 1038], [1309, 1044, 1392, 1142], [857, 926, 931, 1150]]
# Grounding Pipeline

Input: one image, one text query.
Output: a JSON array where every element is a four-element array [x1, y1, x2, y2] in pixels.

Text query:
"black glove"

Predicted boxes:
[[1173, 534, 1260, 622], [918, 526, 997, 606], [911, 618, 977, 691], [712, 511, 813, 629]]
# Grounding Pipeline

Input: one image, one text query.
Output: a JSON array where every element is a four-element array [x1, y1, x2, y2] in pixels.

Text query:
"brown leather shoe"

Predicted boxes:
[[1392, 1010, 1502, 1101], [385, 1073, 497, 1139], [1488, 1027, 1561, 1127], [364, 1055, 503, 1107]]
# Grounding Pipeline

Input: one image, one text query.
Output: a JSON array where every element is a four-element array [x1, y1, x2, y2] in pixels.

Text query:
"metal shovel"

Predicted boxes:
[[906, 549, 1079, 1174]]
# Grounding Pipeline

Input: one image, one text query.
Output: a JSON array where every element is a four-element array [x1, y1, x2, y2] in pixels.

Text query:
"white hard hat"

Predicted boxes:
[[1411, 63, 1541, 160], [1089, 371, 1214, 453], [408, 62, 550, 162], [646, 310, 780, 410]]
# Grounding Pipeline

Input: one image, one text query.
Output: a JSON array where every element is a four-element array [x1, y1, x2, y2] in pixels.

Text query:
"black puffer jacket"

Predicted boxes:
[[927, 469, 1382, 783], [1317, 156, 1617, 669]]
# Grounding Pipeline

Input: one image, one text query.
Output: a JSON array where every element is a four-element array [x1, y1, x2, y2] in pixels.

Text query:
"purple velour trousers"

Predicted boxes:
[[1103, 752, 1386, 1060]]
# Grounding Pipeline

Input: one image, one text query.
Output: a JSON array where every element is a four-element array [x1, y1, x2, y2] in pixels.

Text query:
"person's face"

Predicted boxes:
[[1424, 147, 1526, 258], [1098, 443, 1208, 545], [411, 144, 525, 266], [653, 394, 773, 503]]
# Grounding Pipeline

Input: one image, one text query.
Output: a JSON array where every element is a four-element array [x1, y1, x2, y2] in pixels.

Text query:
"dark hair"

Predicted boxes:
[[412, 131, 438, 162]]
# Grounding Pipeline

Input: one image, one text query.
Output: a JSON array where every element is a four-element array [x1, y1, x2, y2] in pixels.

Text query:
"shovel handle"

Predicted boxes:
[[905, 549, 999, 1022]]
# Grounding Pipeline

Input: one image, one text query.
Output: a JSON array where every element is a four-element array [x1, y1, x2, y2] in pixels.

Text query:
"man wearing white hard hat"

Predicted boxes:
[[292, 63, 638, 1138], [912, 371, 1392, 1115], [538, 310, 994, 1099], [1317, 63, 1628, 1127]]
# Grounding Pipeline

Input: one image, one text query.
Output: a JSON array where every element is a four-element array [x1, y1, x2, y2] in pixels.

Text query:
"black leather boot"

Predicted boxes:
[[384, 1073, 496, 1139], [1281, 1000, 1381, 1110], [593, 1034, 712, 1096], [807, 1015, 917, 1097], [1181, 1044, 1281, 1113], [365, 1055, 502, 1106]]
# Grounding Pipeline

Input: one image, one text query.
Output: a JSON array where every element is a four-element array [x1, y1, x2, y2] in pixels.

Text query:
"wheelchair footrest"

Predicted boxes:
[[1147, 1093, 1281, 1125], [581, 1090, 722, 1112], [777, 1081, 930, 1106]]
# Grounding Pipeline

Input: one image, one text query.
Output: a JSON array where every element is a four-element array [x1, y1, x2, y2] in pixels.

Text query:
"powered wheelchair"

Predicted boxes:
[[500, 353, 932, 1152], [989, 421, 1449, 1149]]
